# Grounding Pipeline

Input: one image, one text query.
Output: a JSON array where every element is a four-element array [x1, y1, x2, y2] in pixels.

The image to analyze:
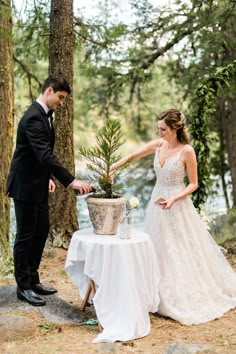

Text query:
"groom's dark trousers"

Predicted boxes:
[[7, 101, 75, 290], [13, 200, 49, 289]]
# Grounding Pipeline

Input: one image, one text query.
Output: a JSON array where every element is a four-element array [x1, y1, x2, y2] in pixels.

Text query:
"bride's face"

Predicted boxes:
[[157, 120, 175, 141]]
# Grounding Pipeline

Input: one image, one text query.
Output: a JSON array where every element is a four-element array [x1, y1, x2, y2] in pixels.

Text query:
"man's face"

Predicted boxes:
[[46, 87, 68, 110]]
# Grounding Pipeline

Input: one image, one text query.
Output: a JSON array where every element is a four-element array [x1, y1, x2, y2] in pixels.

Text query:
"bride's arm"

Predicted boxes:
[[113, 139, 161, 171], [160, 145, 198, 210]]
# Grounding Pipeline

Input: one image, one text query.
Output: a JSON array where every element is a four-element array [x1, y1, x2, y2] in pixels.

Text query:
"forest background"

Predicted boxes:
[[0, 0, 236, 274]]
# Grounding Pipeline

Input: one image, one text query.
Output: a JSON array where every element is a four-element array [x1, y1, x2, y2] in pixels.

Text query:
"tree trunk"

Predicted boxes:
[[224, 96, 236, 207], [221, 16, 236, 208], [0, 0, 14, 244], [217, 99, 230, 209], [48, 0, 78, 248]]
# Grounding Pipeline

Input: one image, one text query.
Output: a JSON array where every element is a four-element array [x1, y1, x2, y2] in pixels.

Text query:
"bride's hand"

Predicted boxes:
[[159, 198, 175, 210]]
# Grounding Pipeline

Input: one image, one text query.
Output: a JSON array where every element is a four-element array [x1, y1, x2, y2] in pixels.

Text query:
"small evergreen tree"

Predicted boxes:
[[79, 119, 127, 198]]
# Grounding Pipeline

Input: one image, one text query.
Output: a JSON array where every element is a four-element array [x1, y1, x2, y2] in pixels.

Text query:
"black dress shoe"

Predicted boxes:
[[32, 283, 57, 295], [17, 288, 46, 306]]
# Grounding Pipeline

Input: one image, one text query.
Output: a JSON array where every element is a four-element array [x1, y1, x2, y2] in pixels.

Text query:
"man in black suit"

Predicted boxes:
[[7, 74, 92, 306]]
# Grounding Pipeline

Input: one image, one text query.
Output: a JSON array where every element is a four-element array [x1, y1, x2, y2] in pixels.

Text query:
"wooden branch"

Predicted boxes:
[[1, 0, 9, 7], [139, 23, 202, 70], [73, 28, 107, 47], [13, 54, 42, 101], [13, 54, 42, 86]]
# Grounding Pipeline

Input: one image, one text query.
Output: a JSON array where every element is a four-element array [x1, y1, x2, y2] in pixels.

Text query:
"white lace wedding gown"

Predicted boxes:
[[145, 147, 236, 325]]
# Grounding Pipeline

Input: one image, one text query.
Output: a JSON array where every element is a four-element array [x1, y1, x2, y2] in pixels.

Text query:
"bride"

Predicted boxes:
[[113, 108, 236, 325]]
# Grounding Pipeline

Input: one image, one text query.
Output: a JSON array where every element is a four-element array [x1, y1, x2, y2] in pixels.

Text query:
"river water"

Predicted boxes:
[[77, 165, 231, 230], [9, 165, 231, 240]]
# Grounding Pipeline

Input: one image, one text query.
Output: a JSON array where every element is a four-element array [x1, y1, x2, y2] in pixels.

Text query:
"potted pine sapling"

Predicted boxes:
[[78, 118, 129, 235]]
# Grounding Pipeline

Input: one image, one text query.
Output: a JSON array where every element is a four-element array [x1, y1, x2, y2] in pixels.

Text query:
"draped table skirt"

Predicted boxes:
[[65, 228, 160, 343]]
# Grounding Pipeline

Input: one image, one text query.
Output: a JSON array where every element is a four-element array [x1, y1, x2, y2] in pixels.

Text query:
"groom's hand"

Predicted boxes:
[[70, 179, 93, 195], [49, 179, 56, 193]]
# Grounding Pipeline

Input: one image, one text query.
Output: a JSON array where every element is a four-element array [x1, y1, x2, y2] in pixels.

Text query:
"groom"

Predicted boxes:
[[6, 73, 92, 306]]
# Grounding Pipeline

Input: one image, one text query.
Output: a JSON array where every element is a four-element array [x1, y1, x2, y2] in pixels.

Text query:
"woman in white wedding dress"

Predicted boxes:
[[113, 108, 236, 325]]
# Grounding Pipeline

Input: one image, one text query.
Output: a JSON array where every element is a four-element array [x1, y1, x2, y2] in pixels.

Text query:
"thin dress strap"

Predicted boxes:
[[178, 145, 187, 157]]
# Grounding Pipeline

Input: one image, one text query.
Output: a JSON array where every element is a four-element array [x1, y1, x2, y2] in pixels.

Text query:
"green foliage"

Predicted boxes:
[[164, 1, 236, 209], [13, 0, 50, 61], [78, 119, 128, 198], [227, 208, 236, 226], [12, 0, 50, 101], [73, 0, 236, 141], [11, 0, 236, 210], [38, 322, 61, 334], [210, 208, 236, 244], [191, 60, 236, 208]]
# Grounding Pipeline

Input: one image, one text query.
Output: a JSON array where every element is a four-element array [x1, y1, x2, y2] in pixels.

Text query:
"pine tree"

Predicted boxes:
[[79, 119, 127, 198]]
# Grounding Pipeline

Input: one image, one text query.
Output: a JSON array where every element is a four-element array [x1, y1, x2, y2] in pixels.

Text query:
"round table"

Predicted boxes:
[[65, 228, 160, 343]]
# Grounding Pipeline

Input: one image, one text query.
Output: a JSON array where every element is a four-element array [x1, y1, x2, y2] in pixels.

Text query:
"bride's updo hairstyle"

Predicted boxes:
[[158, 108, 190, 144]]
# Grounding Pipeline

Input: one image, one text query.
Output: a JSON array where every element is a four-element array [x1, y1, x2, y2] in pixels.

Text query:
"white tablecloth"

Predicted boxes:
[[65, 228, 160, 343]]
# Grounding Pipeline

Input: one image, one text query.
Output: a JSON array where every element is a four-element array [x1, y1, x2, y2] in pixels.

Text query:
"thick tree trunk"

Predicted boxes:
[[0, 0, 14, 243], [48, 0, 78, 247], [224, 96, 236, 207]]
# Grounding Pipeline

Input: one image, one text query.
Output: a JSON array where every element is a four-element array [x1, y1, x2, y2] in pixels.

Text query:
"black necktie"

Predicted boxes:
[[47, 109, 54, 118], [47, 110, 54, 128]]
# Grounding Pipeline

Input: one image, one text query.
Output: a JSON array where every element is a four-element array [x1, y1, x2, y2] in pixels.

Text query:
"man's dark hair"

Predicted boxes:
[[41, 73, 71, 94]]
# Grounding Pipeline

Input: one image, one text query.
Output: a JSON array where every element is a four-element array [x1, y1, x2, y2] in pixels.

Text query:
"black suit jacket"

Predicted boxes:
[[7, 101, 75, 202]]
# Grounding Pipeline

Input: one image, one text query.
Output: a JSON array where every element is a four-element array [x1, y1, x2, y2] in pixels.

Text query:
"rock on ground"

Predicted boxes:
[[0, 314, 35, 343], [0, 284, 82, 324], [164, 342, 217, 354]]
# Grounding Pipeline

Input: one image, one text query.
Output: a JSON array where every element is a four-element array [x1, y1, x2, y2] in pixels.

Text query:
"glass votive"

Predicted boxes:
[[119, 213, 132, 239]]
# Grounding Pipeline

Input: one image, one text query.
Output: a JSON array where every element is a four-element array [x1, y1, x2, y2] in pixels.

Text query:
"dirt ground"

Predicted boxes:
[[0, 248, 235, 354]]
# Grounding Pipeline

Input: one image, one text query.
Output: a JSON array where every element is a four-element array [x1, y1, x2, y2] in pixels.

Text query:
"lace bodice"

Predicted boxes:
[[153, 148, 186, 198]]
